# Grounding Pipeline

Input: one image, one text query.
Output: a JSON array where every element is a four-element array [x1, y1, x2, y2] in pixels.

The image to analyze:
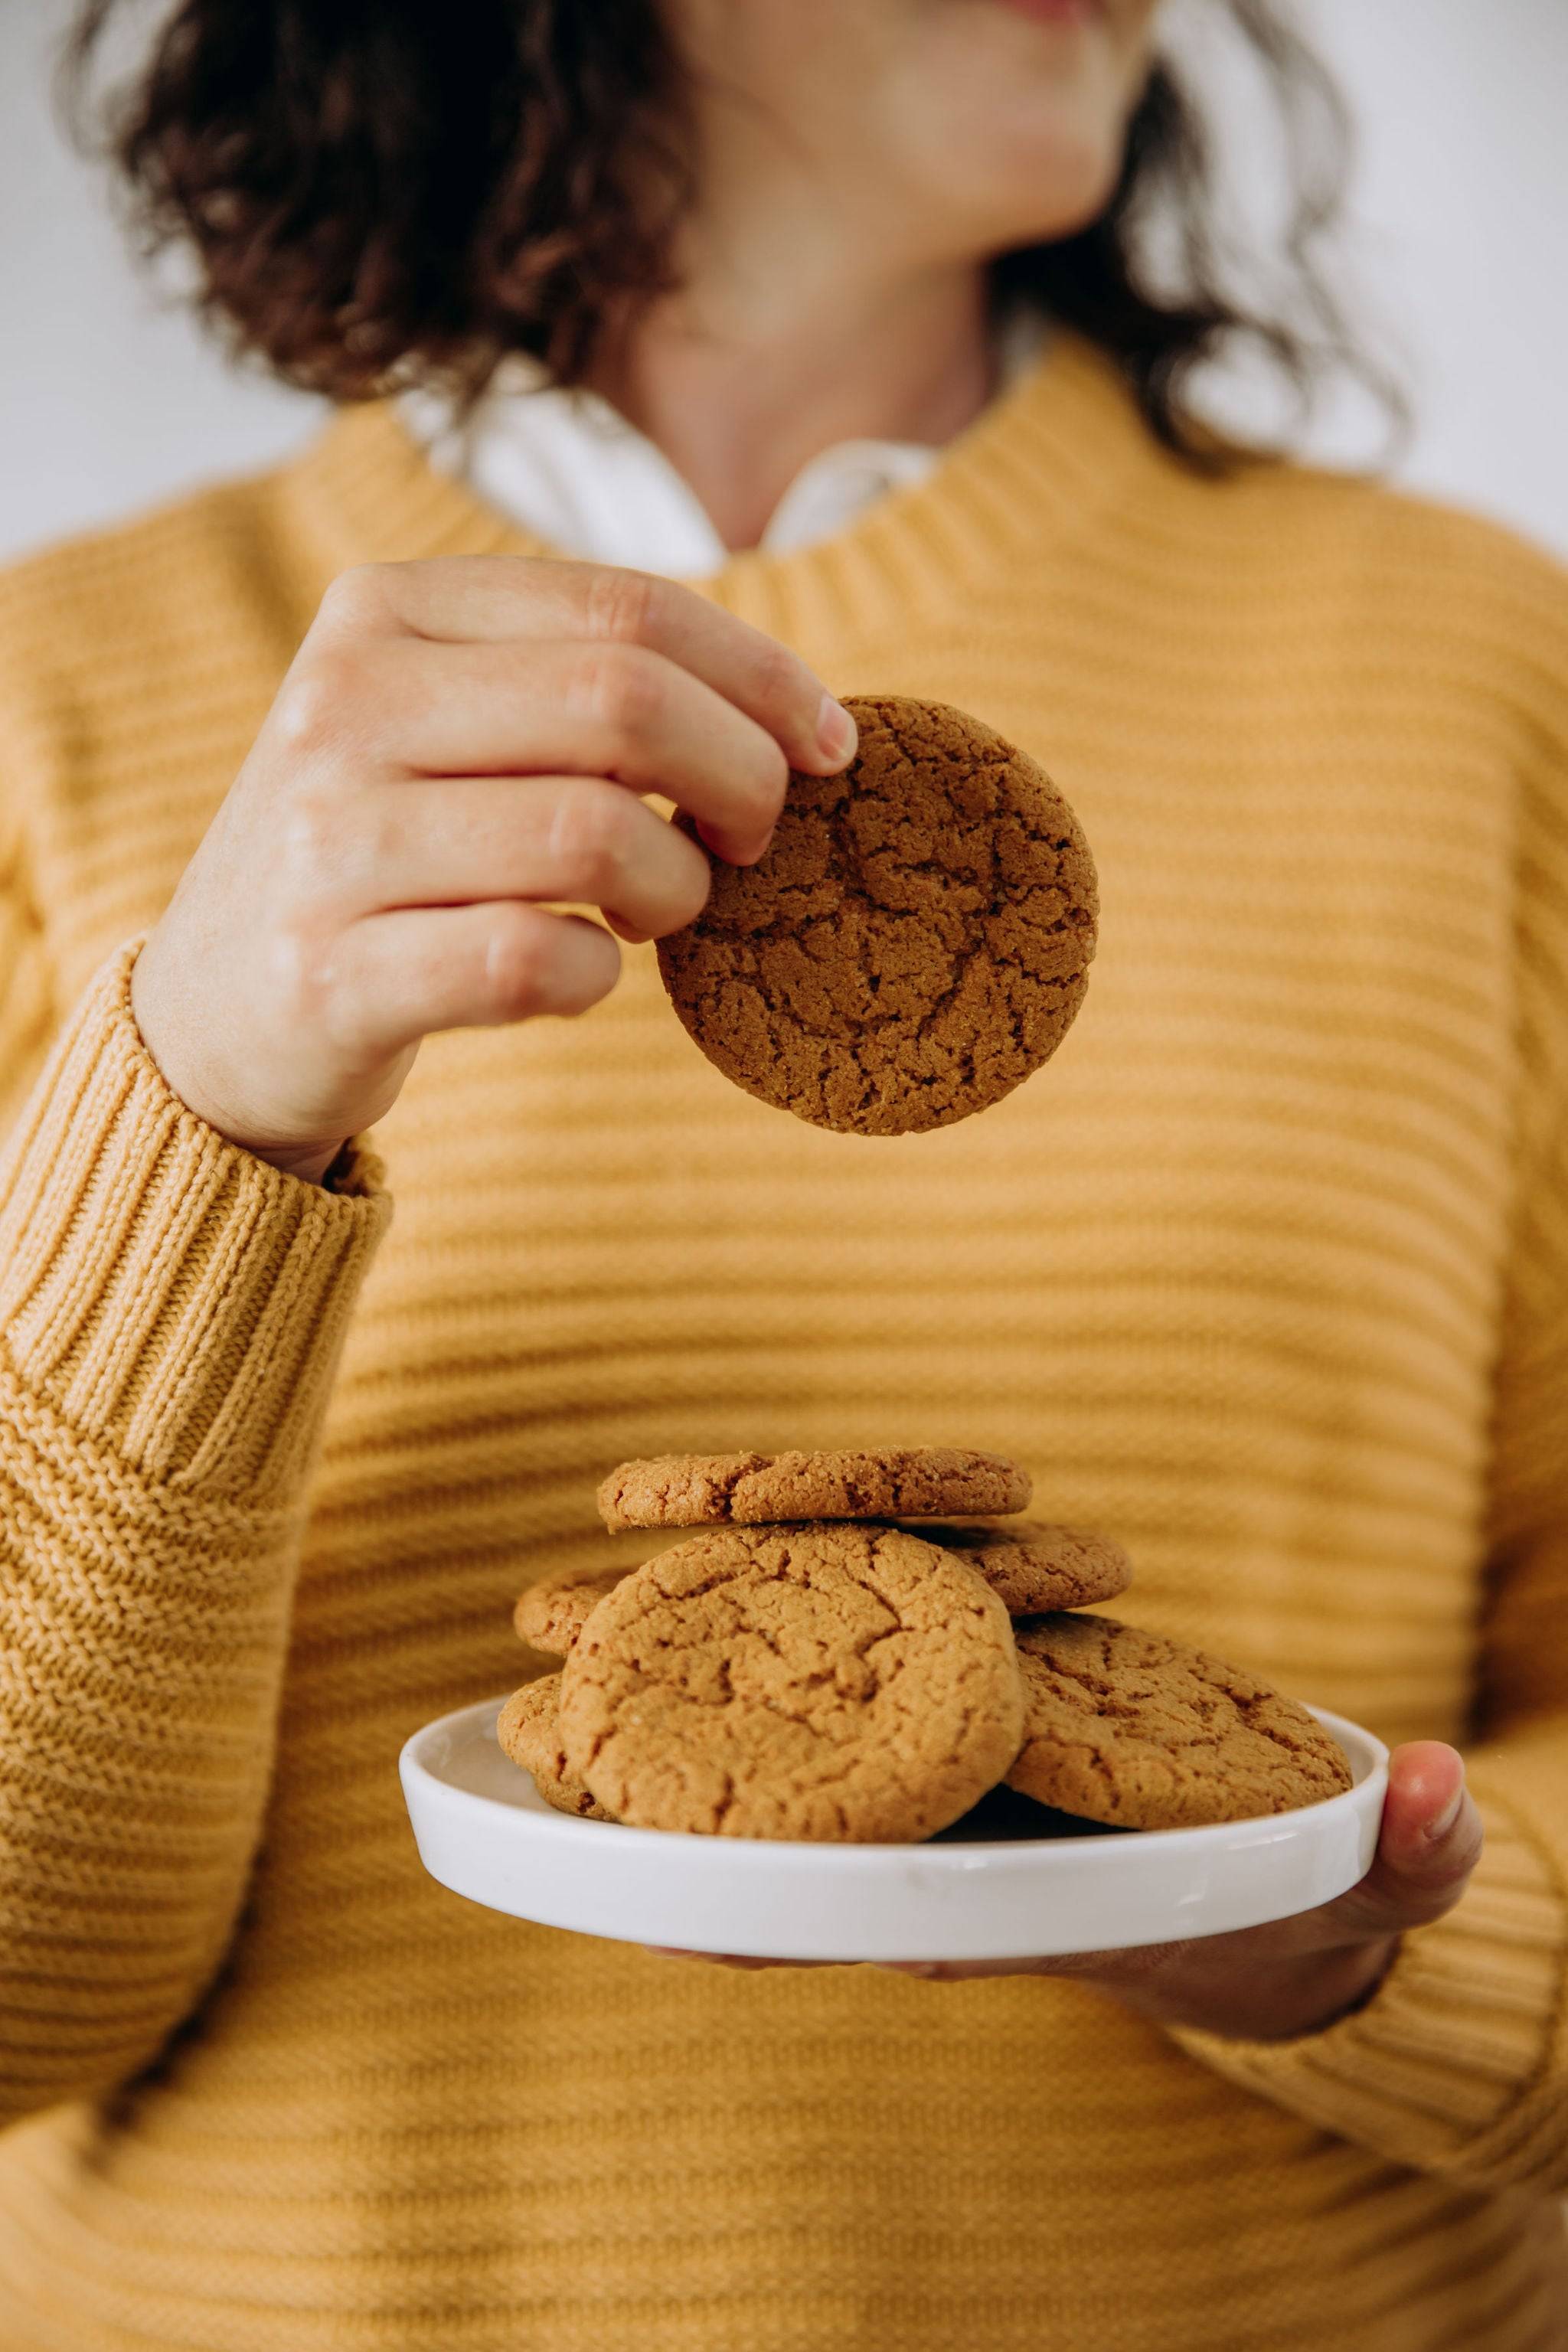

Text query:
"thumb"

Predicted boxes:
[[1328, 1741, 1485, 1942]]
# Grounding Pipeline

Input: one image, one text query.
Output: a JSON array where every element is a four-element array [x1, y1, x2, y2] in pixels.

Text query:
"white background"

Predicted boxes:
[[2, 0, 1565, 567]]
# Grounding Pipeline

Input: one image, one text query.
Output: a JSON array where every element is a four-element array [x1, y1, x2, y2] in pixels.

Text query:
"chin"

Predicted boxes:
[[877, 0, 1152, 257], [931, 116, 1131, 256]]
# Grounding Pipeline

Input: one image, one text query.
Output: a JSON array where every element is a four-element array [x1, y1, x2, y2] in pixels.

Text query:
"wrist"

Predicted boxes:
[[254, 1137, 354, 1187], [129, 943, 352, 1186], [1214, 1939, 1401, 2044], [1116, 1936, 1401, 2044], [1288, 1935, 1402, 2037]]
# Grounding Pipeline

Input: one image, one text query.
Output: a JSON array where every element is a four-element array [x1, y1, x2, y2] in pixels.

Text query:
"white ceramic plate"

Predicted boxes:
[[400, 1697, 1387, 1962]]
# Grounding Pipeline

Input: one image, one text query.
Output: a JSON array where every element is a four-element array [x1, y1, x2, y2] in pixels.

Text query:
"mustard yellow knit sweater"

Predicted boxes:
[[1, 337, 1566, 2351]]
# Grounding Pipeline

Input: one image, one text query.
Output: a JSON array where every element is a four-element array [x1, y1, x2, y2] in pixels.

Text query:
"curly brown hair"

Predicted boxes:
[[66, 0, 1390, 464]]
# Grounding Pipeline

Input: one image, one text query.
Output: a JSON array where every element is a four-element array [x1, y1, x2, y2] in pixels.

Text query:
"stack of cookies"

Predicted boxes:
[[498, 1447, 1351, 1842]]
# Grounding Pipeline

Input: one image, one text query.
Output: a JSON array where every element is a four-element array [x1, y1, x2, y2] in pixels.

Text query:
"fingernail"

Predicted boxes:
[[744, 827, 776, 866], [1426, 1785, 1464, 1841], [816, 694, 858, 766]]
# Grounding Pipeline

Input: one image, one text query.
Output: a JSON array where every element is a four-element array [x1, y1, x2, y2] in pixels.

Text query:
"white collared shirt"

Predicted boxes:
[[400, 312, 1045, 574]]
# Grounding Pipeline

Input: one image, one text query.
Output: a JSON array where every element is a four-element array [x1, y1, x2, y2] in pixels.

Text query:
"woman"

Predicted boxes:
[[1, 2, 1563, 2344]]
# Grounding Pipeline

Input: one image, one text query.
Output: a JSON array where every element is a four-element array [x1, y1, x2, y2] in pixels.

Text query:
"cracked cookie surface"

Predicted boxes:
[[559, 1523, 1026, 1841], [901, 1521, 1132, 1615], [657, 694, 1098, 1135], [1004, 1614, 1352, 1829], [497, 1674, 615, 1820], [597, 1446, 1030, 1533], [514, 1564, 631, 1656]]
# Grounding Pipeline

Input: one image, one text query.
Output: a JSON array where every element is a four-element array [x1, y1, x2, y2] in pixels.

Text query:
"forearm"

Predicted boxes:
[[1, 1391, 308, 2120], [0, 947, 388, 2124]]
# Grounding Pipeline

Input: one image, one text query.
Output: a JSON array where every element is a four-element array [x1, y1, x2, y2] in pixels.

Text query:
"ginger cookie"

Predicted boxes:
[[559, 1523, 1026, 1841], [1004, 1614, 1352, 1830], [513, 1564, 629, 1657], [904, 1521, 1131, 1615], [597, 1446, 1030, 1534], [496, 1675, 615, 1821], [657, 694, 1098, 1135]]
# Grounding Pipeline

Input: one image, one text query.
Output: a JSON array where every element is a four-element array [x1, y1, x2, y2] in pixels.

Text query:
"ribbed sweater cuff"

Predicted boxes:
[[0, 942, 390, 1494], [1170, 1783, 1567, 2185]]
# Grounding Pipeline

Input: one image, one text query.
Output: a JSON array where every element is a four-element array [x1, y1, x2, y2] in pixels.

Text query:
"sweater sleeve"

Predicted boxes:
[[0, 942, 389, 2128], [1168, 1172, 1568, 2193], [1169, 576, 1568, 2197]]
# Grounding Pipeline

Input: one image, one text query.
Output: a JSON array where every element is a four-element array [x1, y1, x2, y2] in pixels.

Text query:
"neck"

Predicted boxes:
[[589, 262, 996, 554]]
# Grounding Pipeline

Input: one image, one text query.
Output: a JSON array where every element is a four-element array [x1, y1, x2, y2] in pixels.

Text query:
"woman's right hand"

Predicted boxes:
[[131, 556, 858, 1182]]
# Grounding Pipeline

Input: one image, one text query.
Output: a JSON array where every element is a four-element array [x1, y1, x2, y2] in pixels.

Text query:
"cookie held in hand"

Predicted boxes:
[[560, 1523, 1027, 1841], [1004, 1614, 1353, 1830], [658, 694, 1098, 1135]]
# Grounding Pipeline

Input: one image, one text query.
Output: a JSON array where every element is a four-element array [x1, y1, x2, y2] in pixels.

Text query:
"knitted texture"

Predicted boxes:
[[0, 335, 1566, 2350]]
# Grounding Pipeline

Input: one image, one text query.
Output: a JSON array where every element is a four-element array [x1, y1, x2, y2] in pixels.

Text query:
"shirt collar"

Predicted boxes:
[[400, 309, 1047, 576]]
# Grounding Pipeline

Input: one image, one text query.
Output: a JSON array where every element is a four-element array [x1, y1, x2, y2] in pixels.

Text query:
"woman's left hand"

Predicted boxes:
[[651, 1742, 1485, 2043]]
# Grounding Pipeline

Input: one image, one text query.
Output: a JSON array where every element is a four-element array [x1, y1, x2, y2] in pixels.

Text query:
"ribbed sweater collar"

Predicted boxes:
[[276, 330, 1153, 642]]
